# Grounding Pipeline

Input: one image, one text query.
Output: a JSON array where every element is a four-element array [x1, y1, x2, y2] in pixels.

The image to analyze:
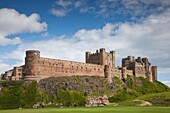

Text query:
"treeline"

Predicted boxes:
[[0, 81, 85, 109]]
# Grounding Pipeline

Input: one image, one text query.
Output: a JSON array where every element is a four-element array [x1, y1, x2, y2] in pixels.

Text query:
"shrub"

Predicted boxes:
[[109, 90, 129, 102], [56, 89, 85, 107]]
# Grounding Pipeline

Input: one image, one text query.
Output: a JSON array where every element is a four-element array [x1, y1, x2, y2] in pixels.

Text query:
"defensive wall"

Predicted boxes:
[[2, 48, 157, 83]]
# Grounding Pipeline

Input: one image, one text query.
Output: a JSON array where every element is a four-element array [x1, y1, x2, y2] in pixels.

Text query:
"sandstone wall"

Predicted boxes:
[[112, 67, 121, 78], [38, 57, 105, 79], [126, 69, 133, 76], [134, 62, 146, 77], [86, 48, 115, 69]]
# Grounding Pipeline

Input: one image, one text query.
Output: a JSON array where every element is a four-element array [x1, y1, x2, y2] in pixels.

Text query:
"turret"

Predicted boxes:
[[85, 51, 91, 63], [100, 48, 106, 65], [24, 50, 40, 81], [104, 65, 112, 83], [110, 51, 115, 68], [152, 66, 157, 81], [148, 66, 153, 82]]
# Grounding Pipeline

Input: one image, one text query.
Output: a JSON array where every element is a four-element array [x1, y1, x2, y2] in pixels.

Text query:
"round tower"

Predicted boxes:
[[24, 50, 40, 81], [104, 65, 112, 83]]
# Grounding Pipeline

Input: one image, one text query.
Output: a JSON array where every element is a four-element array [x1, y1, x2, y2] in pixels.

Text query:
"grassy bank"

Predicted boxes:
[[117, 92, 170, 106], [0, 107, 170, 113]]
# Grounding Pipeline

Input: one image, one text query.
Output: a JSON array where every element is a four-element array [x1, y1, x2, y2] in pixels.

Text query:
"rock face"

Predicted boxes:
[[85, 95, 109, 107], [38, 76, 125, 96]]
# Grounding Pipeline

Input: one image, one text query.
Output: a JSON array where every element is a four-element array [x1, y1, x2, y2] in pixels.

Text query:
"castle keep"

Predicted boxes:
[[2, 48, 157, 83]]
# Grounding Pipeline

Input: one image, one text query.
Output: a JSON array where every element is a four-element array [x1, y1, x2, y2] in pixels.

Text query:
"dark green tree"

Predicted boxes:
[[57, 89, 72, 106], [21, 81, 38, 108], [0, 88, 20, 109]]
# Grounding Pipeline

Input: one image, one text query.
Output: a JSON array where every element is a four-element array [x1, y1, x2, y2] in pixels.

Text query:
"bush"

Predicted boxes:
[[56, 89, 85, 107], [109, 90, 130, 102]]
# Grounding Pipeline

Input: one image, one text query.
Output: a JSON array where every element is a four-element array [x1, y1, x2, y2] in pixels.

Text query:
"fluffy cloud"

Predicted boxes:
[[0, 36, 21, 46], [1, 8, 170, 82], [0, 8, 47, 46], [0, 59, 11, 74], [51, 0, 170, 18]]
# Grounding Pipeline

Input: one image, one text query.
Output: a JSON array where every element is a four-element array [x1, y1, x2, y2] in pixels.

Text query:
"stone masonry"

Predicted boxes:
[[2, 48, 157, 83]]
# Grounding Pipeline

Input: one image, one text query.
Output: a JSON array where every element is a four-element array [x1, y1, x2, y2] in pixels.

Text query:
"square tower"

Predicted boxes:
[[85, 48, 115, 69]]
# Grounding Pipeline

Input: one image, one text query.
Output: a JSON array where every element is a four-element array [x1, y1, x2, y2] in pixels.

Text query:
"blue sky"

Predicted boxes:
[[0, 0, 170, 87]]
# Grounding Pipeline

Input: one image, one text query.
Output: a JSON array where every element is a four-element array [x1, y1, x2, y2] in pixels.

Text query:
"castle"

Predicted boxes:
[[1, 48, 157, 83]]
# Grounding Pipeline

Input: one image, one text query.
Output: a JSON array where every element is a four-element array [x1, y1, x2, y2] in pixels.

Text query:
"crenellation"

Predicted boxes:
[[2, 48, 157, 83]]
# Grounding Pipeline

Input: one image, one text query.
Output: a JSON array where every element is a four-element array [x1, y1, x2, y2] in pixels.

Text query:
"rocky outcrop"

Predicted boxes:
[[133, 99, 152, 106], [38, 76, 126, 96], [85, 95, 109, 107]]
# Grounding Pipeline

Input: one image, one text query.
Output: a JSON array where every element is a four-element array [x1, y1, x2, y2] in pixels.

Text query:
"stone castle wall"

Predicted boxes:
[[3, 48, 157, 83], [24, 50, 106, 81], [38, 57, 105, 80]]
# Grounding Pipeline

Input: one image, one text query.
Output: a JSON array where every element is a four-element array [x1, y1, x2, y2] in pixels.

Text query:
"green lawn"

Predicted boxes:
[[0, 107, 170, 113]]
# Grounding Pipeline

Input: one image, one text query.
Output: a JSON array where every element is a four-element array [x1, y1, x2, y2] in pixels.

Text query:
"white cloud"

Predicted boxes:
[[162, 81, 170, 87], [1, 8, 170, 81], [0, 36, 22, 46], [42, 32, 49, 38], [51, 8, 66, 17], [55, 0, 72, 8], [51, 0, 170, 18], [0, 8, 47, 46], [0, 59, 11, 74]]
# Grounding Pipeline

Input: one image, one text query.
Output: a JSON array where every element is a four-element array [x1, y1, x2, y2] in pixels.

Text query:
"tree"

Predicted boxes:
[[0, 88, 20, 109], [71, 91, 85, 106], [21, 81, 39, 108], [0, 81, 23, 109], [57, 89, 72, 106]]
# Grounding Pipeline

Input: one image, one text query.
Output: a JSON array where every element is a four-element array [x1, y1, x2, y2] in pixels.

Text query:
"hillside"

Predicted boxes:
[[0, 75, 169, 109], [38, 75, 170, 99]]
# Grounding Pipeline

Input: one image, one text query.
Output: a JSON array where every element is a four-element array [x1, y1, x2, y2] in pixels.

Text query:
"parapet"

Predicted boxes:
[[100, 48, 105, 52], [26, 50, 40, 58]]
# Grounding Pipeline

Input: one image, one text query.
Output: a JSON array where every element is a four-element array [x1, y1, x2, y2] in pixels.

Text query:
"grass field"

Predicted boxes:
[[0, 107, 170, 113]]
